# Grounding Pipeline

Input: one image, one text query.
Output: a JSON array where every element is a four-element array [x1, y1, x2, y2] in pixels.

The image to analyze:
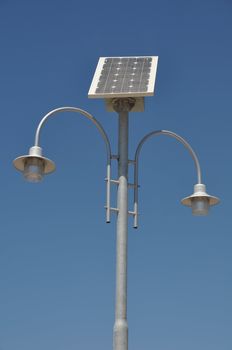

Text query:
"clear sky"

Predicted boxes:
[[0, 0, 231, 349]]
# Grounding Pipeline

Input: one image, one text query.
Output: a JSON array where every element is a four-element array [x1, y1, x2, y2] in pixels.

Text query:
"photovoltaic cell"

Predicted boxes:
[[88, 56, 158, 98]]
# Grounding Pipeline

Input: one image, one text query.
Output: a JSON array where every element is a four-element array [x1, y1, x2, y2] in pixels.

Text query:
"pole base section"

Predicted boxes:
[[113, 319, 128, 350]]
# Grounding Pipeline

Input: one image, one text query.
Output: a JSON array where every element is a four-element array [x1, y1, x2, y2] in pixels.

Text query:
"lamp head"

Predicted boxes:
[[13, 146, 55, 182], [181, 183, 220, 216]]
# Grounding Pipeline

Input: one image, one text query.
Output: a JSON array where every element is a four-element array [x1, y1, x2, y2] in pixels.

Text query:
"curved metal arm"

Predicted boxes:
[[34, 106, 112, 222], [34, 107, 111, 162], [133, 130, 202, 228]]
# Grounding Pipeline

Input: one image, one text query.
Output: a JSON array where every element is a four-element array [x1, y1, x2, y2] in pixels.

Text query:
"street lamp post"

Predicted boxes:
[[113, 99, 133, 350], [13, 99, 219, 350]]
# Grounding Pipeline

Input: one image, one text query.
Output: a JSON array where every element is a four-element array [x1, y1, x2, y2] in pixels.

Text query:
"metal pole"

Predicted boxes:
[[113, 109, 129, 350], [113, 98, 135, 350]]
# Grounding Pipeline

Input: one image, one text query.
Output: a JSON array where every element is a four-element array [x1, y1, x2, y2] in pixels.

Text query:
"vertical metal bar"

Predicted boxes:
[[133, 165, 139, 229], [133, 157, 139, 228], [113, 110, 129, 350], [106, 163, 111, 223]]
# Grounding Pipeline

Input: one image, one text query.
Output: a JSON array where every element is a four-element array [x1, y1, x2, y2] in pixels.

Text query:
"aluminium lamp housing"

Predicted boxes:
[[181, 183, 220, 216], [13, 146, 55, 182]]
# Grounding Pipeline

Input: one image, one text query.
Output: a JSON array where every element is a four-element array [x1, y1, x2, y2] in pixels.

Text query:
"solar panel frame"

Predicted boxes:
[[88, 56, 158, 99]]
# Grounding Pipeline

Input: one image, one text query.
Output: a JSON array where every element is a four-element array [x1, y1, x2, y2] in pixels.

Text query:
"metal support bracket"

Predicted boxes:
[[105, 158, 139, 226], [105, 206, 137, 217]]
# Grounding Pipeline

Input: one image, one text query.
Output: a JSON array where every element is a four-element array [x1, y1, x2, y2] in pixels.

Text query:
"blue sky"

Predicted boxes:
[[0, 0, 231, 349]]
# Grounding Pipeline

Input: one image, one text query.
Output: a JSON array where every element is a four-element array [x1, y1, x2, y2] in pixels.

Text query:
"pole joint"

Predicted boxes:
[[112, 98, 136, 113]]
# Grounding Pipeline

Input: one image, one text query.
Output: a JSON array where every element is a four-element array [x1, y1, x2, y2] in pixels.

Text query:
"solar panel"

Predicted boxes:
[[88, 56, 158, 99]]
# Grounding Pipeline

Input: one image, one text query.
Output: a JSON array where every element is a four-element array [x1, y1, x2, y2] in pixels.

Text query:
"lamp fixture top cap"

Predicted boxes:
[[181, 184, 220, 207], [13, 146, 55, 174]]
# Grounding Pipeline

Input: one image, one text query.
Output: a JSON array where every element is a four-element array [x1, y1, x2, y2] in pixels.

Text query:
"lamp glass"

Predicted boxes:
[[23, 157, 45, 182], [191, 197, 209, 216]]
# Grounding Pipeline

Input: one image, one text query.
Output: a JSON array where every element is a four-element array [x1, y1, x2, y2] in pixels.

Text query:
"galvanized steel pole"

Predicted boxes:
[[113, 98, 135, 350]]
